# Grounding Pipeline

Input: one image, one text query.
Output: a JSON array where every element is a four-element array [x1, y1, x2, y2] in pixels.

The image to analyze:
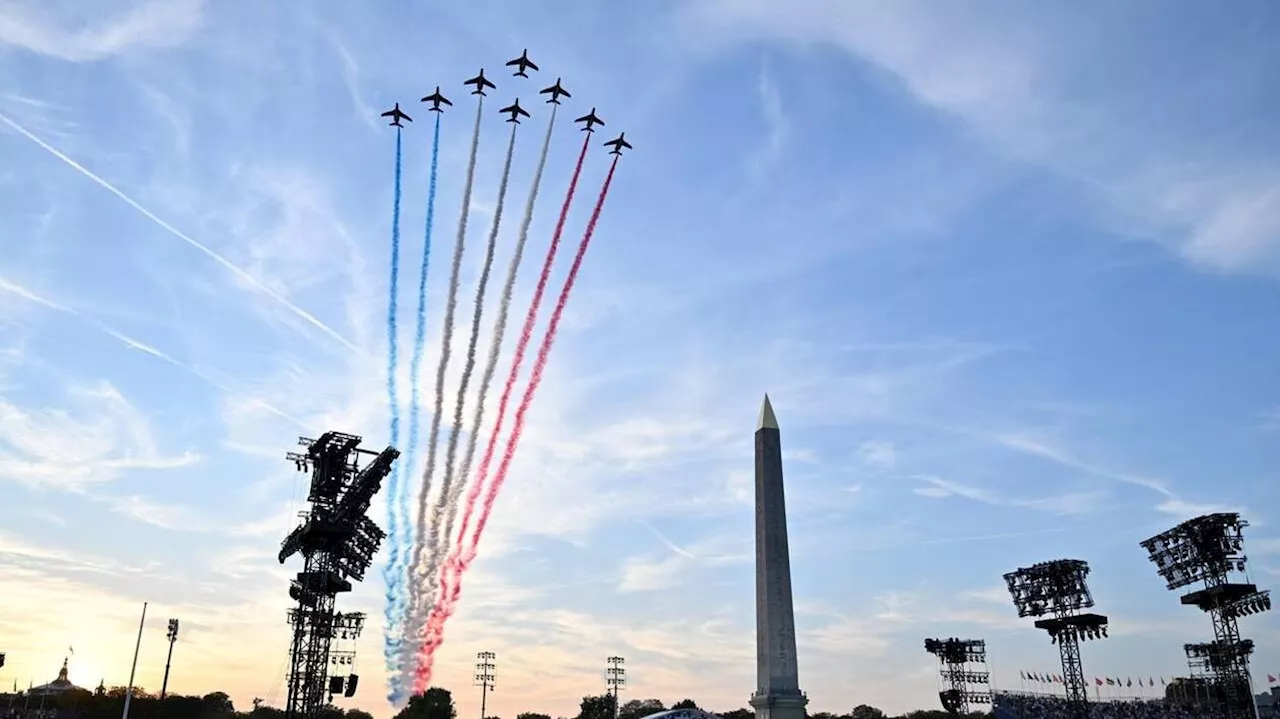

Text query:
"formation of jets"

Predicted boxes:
[[604, 133, 632, 156], [540, 78, 570, 105], [500, 99, 530, 124], [575, 108, 604, 133], [506, 49, 538, 77], [381, 102, 412, 127], [421, 86, 452, 113], [380, 49, 631, 156]]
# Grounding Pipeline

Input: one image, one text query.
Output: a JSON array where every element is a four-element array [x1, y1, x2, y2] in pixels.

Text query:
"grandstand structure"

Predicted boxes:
[[923, 637, 991, 715], [1141, 512, 1272, 719]]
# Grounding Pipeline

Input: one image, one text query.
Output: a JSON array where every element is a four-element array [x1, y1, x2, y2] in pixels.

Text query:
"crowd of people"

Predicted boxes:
[[992, 692, 1239, 719]]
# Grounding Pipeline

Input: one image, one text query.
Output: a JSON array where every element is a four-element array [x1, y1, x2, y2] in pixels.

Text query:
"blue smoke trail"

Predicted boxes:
[[381, 126, 405, 688], [385, 113, 441, 702]]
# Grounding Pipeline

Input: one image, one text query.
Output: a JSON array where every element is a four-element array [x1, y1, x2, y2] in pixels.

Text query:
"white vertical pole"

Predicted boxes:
[[122, 602, 148, 719]]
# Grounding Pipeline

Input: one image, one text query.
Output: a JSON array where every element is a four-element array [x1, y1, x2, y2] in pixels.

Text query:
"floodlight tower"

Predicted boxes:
[[1004, 559, 1108, 718], [475, 652, 496, 719], [1140, 512, 1271, 718], [278, 432, 398, 719], [160, 619, 179, 700], [606, 656, 625, 719], [923, 638, 991, 715]]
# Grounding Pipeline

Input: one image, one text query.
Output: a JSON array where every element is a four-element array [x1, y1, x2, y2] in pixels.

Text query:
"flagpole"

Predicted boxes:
[[122, 602, 148, 719]]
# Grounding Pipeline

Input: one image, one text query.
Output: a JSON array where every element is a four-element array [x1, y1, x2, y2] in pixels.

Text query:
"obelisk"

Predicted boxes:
[[750, 395, 807, 719]]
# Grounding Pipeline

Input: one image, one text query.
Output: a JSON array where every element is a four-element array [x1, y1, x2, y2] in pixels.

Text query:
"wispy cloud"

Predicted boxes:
[[0, 112, 359, 352], [0, 380, 200, 490], [0, 0, 206, 62], [0, 276, 305, 426], [682, 0, 1280, 276], [911, 473, 1105, 515]]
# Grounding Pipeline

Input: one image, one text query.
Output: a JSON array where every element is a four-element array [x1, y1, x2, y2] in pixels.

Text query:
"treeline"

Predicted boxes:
[[390, 688, 994, 719], [8, 685, 990, 719], [2, 687, 372, 719]]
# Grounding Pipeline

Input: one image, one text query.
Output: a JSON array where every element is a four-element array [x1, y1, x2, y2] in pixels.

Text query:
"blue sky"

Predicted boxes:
[[2, 0, 1280, 716]]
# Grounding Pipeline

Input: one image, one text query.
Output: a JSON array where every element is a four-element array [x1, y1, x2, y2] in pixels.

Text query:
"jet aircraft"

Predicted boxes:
[[506, 49, 539, 77], [421, 86, 453, 113], [381, 103, 412, 127], [500, 99, 531, 124], [604, 133, 633, 156], [464, 69, 497, 96], [539, 78, 570, 105], [575, 108, 604, 133]]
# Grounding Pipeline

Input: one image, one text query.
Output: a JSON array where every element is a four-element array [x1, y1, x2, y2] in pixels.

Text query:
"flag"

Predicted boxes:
[[1161, 677, 1166, 685], [1269, 674, 1277, 684], [68, 646, 74, 656], [1149, 677, 1154, 686], [1096, 678, 1103, 686], [1127, 678, 1132, 687], [1106, 678, 1115, 686], [1020, 670, 1026, 681]]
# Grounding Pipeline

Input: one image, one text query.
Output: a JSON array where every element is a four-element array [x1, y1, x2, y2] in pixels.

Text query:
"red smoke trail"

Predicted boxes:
[[450, 132, 591, 564], [411, 156, 620, 693]]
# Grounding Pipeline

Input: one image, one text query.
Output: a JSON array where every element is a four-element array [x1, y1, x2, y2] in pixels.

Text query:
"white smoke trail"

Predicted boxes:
[[445, 105, 557, 557], [403, 120, 519, 686], [401, 96, 484, 675]]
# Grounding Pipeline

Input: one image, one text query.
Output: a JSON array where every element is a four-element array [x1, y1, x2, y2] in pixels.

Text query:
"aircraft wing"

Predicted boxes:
[[525, 59, 540, 71], [380, 109, 395, 117], [400, 111, 413, 122]]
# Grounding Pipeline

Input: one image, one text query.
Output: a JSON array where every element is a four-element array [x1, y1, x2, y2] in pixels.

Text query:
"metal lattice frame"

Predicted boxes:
[[1142, 513, 1271, 719], [924, 638, 991, 715], [280, 433, 396, 719], [1005, 559, 1109, 719]]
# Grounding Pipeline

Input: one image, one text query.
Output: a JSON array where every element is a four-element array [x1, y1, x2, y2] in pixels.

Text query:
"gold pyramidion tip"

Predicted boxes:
[[758, 393, 779, 431]]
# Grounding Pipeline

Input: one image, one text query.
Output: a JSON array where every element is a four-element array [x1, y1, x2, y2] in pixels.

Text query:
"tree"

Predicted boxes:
[[517, 713, 552, 719], [848, 706, 885, 719], [576, 694, 617, 719], [670, 700, 698, 711], [619, 698, 665, 719], [314, 705, 344, 719], [201, 691, 235, 717], [395, 688, 458, 719], [346, 709, 375, 719], [718, 709, 752, 719]]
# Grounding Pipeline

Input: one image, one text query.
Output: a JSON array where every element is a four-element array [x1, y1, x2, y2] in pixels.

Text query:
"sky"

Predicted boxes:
[[2, 0, 1280, 716]]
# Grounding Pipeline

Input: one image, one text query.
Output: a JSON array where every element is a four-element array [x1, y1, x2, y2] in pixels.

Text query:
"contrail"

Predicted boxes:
[[0, 112, 358, 353], [424, 120, 519, 589], [407, 117, 519, 690], [380, 126, 407, 693], [0, 277, 305, 427], [386, 112, 442, 700], [443, 106, 557, 571], [450, 131, 592, 574], [412, 156, 622, 693], [400, 96, 483, 684]]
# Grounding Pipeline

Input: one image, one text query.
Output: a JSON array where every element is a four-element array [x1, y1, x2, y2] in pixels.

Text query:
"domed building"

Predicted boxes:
[[641, 710, 724, 719], [29, 659, 87, 699]]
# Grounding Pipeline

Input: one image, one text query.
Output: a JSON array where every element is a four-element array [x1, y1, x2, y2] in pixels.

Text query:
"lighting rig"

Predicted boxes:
[[160, 619, 179, 700], [606, 656, 626, 719], [1140, 512, 1271, 718], [475, 652, 496, 719], [279, 432, 398, 719], [923, 638, 991, 715], [1004, 559, 1108, 718]]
